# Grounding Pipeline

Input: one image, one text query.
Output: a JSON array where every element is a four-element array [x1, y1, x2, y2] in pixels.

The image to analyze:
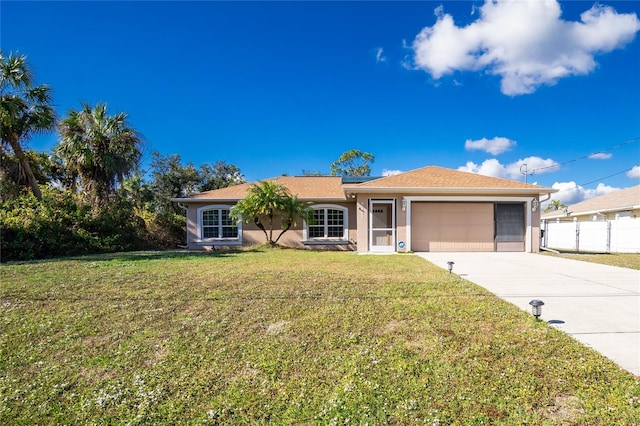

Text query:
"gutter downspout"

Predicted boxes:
[[177, 203, 189, 249]]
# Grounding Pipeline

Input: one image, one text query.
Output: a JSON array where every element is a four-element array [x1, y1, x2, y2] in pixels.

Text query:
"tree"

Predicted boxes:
[[0, 51, 56, 199], [149, 152, 201, 214], [198, 160, 245, 192], [230, 181, 313, 245], [120, 172, 153, 211], [149, 153, 245, 215], [0, 147, 57, 200], [544, 199, 567, 213], [330, 149, 374, 176], [56, 102, 142, 207]]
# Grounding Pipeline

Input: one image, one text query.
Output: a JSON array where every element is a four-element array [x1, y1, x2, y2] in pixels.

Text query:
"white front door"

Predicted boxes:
[[369, 200, 396, 253]]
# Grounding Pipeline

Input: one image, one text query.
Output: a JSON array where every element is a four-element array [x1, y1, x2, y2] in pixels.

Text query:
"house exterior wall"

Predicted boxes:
[[184, 201, 357, 251], [531, 207, 542, 253], [356, 192, 542, 253], [354, 193, 402, 253], [182, 192, 544, 253]]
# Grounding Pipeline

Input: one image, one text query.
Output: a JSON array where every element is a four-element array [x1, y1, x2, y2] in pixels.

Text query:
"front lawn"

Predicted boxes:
[[541, 251, 640, 270], [1, 249, 638, 424]]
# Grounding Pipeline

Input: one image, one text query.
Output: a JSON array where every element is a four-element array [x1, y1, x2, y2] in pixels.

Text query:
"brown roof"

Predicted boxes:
[[174, 165, 555, 202], [348, 165, 551, 191], [181, 176, 347, 201], [543, 185, 640, 218]]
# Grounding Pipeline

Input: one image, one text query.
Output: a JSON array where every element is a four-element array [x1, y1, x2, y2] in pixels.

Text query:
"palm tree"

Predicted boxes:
[[273, 194, 313, 244], [0, 51, 56, 199], [230, 181, 313, 245], [544, 199, 567, 213], [56, 102, 142, 207]]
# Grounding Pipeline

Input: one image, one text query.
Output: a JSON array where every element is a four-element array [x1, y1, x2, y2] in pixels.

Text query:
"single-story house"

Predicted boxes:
[[172, 165, 556, 253], [541, 185, 640, 222]]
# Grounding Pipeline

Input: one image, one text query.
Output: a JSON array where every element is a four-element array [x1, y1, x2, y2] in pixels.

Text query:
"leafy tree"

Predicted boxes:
[[0, 147, 61, 200], [120, 172, 153, 211], [544, 199, 568, 213], [199, 160, 245, 192], [149, 152, 201, 214], [0, 51, 56, 199], [150, 153, 245, 214], [330, 149, 374, 176], [230, 181, 312, 245], [56, 102, 142, 207]]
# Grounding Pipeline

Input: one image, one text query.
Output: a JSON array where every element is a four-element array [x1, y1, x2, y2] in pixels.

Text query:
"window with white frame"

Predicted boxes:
[[199, 206, 239, 240], [306, 205, 348, 240]]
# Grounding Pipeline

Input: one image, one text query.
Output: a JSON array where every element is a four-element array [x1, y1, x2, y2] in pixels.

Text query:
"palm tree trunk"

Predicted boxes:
[[254, 217, 269, 242], [274, 220, 292, 244], [7, 133, 42, 200]]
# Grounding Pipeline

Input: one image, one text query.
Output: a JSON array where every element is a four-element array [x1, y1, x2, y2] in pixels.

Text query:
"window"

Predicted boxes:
[[306, 205, 348, 240], [198, 206, 239, 240]]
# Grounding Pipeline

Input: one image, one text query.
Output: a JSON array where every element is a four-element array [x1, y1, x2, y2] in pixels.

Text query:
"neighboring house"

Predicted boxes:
[[541, 185, 640, 253], [541, 185, 640, 222], [172, 165, 556, 253]]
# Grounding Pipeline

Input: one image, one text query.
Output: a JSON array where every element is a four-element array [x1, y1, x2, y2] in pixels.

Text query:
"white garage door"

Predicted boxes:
[[412, 203, 495, 252]]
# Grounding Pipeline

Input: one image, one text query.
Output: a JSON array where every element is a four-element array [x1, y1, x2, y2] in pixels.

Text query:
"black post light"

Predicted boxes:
[[447, 261, 454, 274], [529, 299, 545, 320]]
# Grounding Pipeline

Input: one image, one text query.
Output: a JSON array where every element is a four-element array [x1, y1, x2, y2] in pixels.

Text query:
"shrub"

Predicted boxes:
[[134, 208, 186, 249], [0, 189, 144, 261]]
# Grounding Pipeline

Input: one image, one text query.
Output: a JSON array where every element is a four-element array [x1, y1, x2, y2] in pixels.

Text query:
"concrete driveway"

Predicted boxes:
[[417, 252, 640, 376]]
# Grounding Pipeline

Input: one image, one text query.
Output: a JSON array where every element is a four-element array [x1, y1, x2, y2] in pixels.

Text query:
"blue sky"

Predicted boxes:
[[3, 0, 639, 204]]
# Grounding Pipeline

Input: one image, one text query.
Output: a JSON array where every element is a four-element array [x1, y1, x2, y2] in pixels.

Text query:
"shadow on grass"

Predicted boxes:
[[3, 247, 267, 265]]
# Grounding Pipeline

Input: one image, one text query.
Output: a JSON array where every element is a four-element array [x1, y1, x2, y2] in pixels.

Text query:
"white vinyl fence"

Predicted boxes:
[[542, 219, 640, 253]]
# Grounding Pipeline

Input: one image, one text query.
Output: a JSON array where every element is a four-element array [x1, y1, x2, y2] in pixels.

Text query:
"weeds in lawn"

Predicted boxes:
[[1, 249, 639, 424]]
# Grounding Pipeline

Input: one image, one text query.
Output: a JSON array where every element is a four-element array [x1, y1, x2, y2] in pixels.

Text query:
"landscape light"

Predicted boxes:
[[529, 299, 545, 320], [447, 261, 454, 274]]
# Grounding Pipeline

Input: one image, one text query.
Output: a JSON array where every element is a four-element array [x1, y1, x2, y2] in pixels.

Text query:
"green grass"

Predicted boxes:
[[1, 248, 639, 425], [541, 252, 640, 270]]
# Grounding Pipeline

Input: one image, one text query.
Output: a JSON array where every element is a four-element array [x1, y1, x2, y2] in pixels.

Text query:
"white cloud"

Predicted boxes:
[[375, 47, 387, 63], [588, 152, 612, 160], [465, 137, 516, 155], [459, 156, 559, 179], [409, 0, 640, 95], [458, 159, 508, 178], [382, 169, 403, 176], [505, 156, 560, 178], [627, 165, 640, 179], [547, 181, 620, 205]]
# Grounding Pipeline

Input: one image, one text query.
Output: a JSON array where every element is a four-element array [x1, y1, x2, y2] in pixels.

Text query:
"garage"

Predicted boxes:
[[411, 202, 495, 252], [410, 202, 526, 252]]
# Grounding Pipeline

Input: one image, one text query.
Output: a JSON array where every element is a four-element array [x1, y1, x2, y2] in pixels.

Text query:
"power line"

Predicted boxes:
[[530, 136, 640, 174], [576, 168, 635, 188], [552, 167, 635, 195]]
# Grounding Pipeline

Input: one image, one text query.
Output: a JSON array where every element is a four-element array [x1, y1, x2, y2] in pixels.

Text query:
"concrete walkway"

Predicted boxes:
[[417, 252, 640, 376]]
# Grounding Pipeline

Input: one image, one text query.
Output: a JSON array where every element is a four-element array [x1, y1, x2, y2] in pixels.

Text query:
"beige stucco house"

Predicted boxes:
[[172, 165, 556, 253]]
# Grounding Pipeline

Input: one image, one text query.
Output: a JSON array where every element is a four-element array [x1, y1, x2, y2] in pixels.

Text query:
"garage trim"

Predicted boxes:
[[403, 196, 537, 252]]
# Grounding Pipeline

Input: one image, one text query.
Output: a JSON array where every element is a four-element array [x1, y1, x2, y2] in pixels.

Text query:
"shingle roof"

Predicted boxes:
[[181, 176, 347, 201], [348, 165, 551, 191], [173, 165, 555, 202], [542, 185, 640, 218]]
